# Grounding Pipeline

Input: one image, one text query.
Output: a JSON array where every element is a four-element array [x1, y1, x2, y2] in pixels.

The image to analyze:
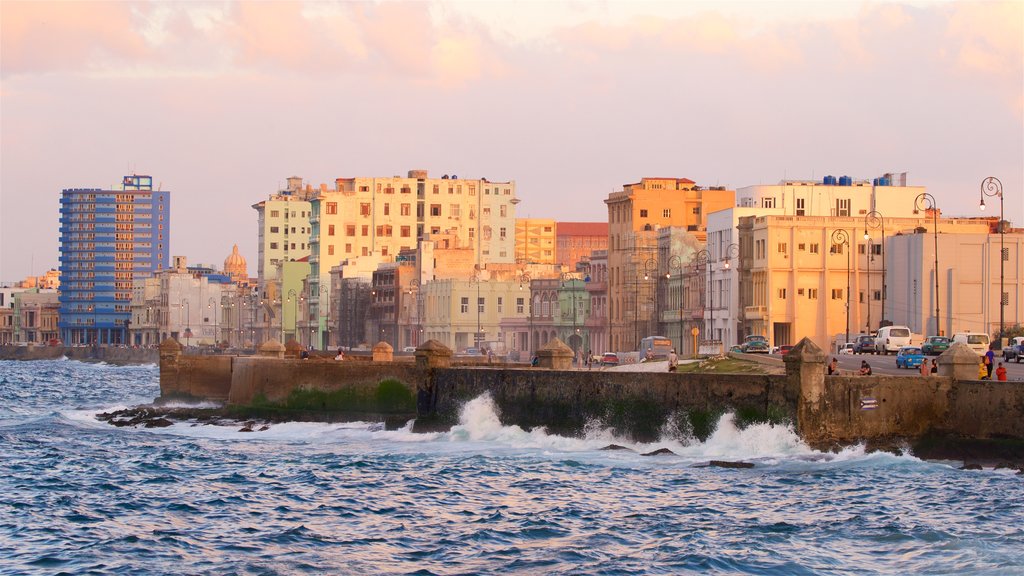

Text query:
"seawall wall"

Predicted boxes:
[[0, 345, 158, 365]]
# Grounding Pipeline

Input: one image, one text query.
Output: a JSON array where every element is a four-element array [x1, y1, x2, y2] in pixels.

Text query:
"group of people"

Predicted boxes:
[[980, 348, 1008, 381]]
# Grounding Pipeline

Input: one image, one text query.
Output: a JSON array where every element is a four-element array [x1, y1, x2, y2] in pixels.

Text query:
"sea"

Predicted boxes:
[[1, 359, 1023, 575]]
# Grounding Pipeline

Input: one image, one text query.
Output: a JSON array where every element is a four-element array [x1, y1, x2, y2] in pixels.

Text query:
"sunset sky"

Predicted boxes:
[[1, 0, 1021, 282]]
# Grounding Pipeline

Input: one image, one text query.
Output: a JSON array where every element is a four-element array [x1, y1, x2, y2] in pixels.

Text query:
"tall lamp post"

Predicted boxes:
[[469, 274, 485, 350], [207, 297, 218, 348], [980, 177, 1005, 346], [831, 229, 851, 347], [634, 258, 658, 348], [180, 298, 191, 347], [721, 243, 739, 346], [286, 289, 298, 343], [863, 211, 886, 331], [915, 193, 941, 336], [666, 255, 683, 351], [320, 284, 331, 350], [694, 249, 709, 338], [519, 273, 531, 355], [560, 272, 580, 355]]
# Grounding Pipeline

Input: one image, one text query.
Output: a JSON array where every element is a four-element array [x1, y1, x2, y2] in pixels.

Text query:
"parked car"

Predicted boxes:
[[1003, 336, 1024, 363], [951, 332, 990, 356], [601, 352, 620, 366], [921, 336, 950, 356], [895, 346, 926, 369], [729, 345, 743, 353], [742, 340, 770, 354], [875, 325, 912, 355], [463, 347, 481, 355], [853, 335, 876, 355], [839, 343, 855, 355], [402, 346, 417, 353], [779, 345, 794, 355]]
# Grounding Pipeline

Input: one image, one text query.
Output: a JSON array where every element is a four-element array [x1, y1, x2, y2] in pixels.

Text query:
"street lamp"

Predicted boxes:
[[634, 258, 658, 349], [694, 249, 709, 338], [915, 192, 941, 336], [721, 243, 739, 346], [287, 289, 299, 344], [469, 274, 486, 350], [405, 279, 420, 348], [520, 273, 533, 355], [561, 272, 581, 355], [666, 255, 684, 351], [208, 297, 218, 349], [320, 284, 331, 350], [863, 211, 886, 331], [831, 229, 851, 347], [180, 298, 191, 347], [980, 177, 1005, 346]]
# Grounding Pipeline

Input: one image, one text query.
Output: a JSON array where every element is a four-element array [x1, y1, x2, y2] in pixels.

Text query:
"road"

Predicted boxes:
[[771, 351, 1024, 380]]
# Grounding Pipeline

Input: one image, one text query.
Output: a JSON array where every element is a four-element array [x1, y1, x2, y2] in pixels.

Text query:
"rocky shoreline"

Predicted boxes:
[[95, 405, 1024, 473]]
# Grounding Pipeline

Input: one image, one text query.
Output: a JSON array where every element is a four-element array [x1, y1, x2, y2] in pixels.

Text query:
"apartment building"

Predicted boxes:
[[556, 222, 608, 269], [515, 219, 556, 264], [58, 175, 170, 345], [605, 177, 735, 352], [251, 176, 316, 285]]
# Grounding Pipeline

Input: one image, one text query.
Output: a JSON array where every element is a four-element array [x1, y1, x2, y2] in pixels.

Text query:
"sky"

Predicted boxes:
[[1, 0, 1021, 282]]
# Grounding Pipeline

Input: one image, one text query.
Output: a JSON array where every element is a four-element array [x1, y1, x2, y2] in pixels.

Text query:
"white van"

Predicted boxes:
[[952, 332, 990, 355], [875, 325, 912, 355]]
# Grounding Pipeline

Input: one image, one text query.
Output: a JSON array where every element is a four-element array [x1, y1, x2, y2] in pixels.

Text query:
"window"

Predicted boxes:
[[796, 198, 806, 216], [778, 288, 787, 299], [328, 225, 335, 236], [830, 243, 844, 255], [763, 197, 776, 209], [328, 245, 335, 255], [516, 298, 524, 314], [797, 288, 805, 296], [270, 210, 280, 218], [497, 297, 503, 313], [450, 204, 460, 218], [401, 204, 411, 216], [500, 205, 507, 217], [381, 246, 388, 256], [290, 243, 296, 249], [430, 204, 441, 217], [663, 209, 671, 218], [325, 202, 338, 215], [401, 186, 411, 194], [270, 226, 279, 233], [346, 225, 356, 236], [858, 244, 866, 255], [871, 244, 882, 256], [270, 242, 279, 249], [469, 228, 475, 239], [809, 243, 819, 254], [461, 297, 469, 313], [401, 226, 411, 237], [432, 184, 439, 194], [778, 242, 787, 254], [383, 203, 390, 216], [873, 290, 882, 301], [362, 225, 369, 236], [831, 288, 843, 300], [808, 288, 818, 299], [362, 247, 369, 256], [346, 243, 352, 253], [499, 227, 506, 239], [798, 243, 806, 252], [385, 186, 394, 194], [360, 203, 371, 216], [692, 207, 701, 215], [640, 209, 648, 218], [478, 297, 485, 313], [835, 199, 850, 217]]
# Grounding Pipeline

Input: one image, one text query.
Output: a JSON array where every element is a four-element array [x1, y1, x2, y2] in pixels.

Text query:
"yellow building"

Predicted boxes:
[[251, 176, 317, 285], [605, 177, 735, 352], [515, 218, 556, 264], [420, 277, 529, 353]]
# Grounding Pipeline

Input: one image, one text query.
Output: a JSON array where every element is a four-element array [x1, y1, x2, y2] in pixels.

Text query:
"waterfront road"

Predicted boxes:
[[771, 352, 1024, 381]]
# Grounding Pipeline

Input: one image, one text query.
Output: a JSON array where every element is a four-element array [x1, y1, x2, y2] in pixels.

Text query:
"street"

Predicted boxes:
[[803, 351, 1024, 380]]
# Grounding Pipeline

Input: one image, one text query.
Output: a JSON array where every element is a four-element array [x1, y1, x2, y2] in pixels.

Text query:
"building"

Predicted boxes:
[[223, 245, 248, 285], [736, 174, 923, 219], [420, 277, 528, 352], [605, 177, 735, 353], [556, 222, 608, 269], [58, 175, 170, 345], [584, 250, 609, 355], [738, 214, 994, 352], [252, 176, 316, 285], [515, 219, 556, 264], [309, 170, 519, 347], [128, 256, 232, 347]]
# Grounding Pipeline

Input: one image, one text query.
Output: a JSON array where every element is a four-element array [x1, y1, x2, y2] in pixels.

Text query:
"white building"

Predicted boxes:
[[737, 174, 923, 220]]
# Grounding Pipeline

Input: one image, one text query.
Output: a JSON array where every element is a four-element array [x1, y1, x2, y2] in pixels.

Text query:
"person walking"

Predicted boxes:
[[984, 348, 995, 379], [919, 359, 930, 377], [668, 348, 678, 372]]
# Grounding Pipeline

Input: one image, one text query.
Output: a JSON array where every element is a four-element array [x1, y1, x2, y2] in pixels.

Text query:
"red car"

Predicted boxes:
[[779, 345, 794, 355]]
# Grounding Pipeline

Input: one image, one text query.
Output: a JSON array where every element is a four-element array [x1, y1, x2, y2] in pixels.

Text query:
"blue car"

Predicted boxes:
[[895, 346, 925, 369]]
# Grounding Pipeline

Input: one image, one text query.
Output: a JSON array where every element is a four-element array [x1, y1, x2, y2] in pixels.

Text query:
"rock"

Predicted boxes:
[[641, 448, 676, 456], [709, 460, 754, 469], [258, 425, 270, 432], [600, 444, 633, 451], [960, 463, 983, 470], [144, 418, 173, 428]]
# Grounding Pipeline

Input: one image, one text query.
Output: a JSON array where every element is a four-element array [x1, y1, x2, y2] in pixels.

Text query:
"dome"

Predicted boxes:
[[224, 245, 247, 280]]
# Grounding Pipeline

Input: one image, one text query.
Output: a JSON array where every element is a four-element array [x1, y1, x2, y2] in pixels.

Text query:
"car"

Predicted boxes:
[[601, 352, 620, 366], [853, 335, 876, 355], [742, 340, 770, 353], [402, 346, 417, 353], [895, 346, 926, 369], [839, 343, 855, 355], [464, 347, 480, 355], [729, 345, 743, 353], [1003, 336, 1024, 363], [743, 335, 768, 345], [921, 336, 950, 356], [875, 325, 912, 355], [779, 345, 794, 355]]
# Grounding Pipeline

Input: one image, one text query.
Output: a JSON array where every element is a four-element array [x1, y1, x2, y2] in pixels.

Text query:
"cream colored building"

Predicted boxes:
[[736, 174, 923, 219], [515, 218, 556, 264], [252, 176, 317, 285], [739, 214, 993, 352], [605, 177, 735, 353], [308, 170, 518, 347], [420, 276, 529, 352]]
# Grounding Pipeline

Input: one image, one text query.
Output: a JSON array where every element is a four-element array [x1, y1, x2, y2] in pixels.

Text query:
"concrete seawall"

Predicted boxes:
[[156, 338, 1024, 450], [0, 345, 158, 365]]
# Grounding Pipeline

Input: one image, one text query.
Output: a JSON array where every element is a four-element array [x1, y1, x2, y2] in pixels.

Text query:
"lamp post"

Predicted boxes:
[[469, 274, 486, 350], [694, 249, 709, 338], [208, 297, 218, 348], [286, 289, 298, 344], [560, 272, 579, 355], [320, 284, 331, 350], [634, 258, 658, 349], [915, 193, 941, 336], [863, 211, 886, 331], [721, 243, 739, 346], [666, 255, 683, 351], [405, 279, 420, 349], [831, 229, 851, 347], [180, 298, 191, 347], [518, 273, 531, 355], [980, 177, 1005, 346]]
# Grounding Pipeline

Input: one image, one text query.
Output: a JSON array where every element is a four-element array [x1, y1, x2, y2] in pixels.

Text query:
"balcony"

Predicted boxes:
[[744, 305, 766, 321]]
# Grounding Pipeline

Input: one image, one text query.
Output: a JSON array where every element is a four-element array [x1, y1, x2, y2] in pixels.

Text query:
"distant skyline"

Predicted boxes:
[[2, 0, 1021, 282]]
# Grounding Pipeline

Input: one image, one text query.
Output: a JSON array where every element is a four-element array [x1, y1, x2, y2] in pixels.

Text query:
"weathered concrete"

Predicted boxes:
[[258, 340, 285, 359], [938, 343, 982, 380], [372, 341, 394, 363], [536, 338, 574, 370], [0, 344, 158, 365]]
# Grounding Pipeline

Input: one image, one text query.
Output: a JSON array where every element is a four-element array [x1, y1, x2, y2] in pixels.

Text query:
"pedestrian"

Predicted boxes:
[[979, 361, 989, 380], [335, 348, 344, 361], [996, 362, 1007, 382], [919, 358, 930, 377], [931, 359, 938, 374], [828, 357, 838, 375], [984, 348, 995, 379], [859, 360, 872, 376], [300, 350, 309, 360], [668, 348, 678, 372]]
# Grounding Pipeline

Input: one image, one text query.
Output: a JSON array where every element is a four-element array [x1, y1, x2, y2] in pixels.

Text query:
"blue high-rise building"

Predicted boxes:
[[58, 175, 170, 345]]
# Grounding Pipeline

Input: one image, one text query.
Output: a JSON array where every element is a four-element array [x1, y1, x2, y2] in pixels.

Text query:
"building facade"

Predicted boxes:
[[556, 222, 608, 269], [252, 176, 316, 285], [515, 219, 556, 264], [59, 175, 170, 345]]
